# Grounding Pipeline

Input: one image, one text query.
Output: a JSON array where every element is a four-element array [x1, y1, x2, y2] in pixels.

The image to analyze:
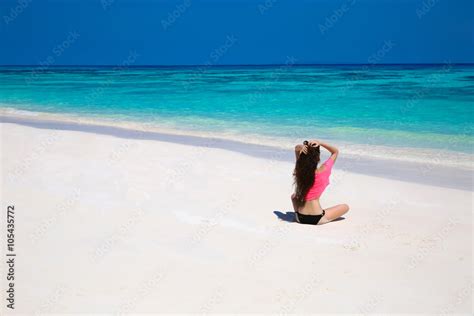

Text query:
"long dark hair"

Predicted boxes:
[[293, 144, 320, 208]]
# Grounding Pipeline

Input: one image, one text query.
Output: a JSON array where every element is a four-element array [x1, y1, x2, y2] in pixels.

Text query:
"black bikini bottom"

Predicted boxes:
[[295, 210, 325, 225]]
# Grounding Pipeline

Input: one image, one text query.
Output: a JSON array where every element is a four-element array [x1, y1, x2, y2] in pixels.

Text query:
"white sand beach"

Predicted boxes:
[[1, 117, 472, 313]]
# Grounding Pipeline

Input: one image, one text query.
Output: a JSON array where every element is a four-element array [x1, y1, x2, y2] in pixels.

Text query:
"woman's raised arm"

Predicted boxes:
[[294, 144, 304, 161], [310, 140, 339, 162]]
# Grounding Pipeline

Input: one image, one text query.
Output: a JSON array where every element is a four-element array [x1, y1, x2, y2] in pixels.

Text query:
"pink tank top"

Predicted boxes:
[[305, 158, 334, 201]]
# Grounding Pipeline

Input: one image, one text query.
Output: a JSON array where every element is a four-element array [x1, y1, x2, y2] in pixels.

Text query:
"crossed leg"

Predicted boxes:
[[318, 204, 350, 225]]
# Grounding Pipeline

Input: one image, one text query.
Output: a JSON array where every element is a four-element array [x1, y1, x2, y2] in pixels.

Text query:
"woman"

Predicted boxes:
[[291, 140, 349, 225]]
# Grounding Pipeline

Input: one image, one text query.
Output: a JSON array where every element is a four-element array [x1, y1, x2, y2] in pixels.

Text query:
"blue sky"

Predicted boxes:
[[0, 0, 473, 65]]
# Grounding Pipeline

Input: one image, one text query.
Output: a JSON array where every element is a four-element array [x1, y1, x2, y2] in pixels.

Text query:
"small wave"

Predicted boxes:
[[1, 107, 41, 116], [1, 106, 473, 170]]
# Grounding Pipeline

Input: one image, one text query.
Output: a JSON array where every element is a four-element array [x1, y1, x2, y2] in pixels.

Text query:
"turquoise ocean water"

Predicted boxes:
[[1, 65, 473, 167]]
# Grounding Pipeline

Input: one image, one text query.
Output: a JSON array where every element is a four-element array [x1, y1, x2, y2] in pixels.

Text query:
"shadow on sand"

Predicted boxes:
[[273, 211, 345, 224]]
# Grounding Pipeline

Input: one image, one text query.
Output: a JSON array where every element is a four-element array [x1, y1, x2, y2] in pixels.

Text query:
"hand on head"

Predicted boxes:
[[300, 140, 320, 155], [309, 140, 320, 147], [300, 145, 308, 155]]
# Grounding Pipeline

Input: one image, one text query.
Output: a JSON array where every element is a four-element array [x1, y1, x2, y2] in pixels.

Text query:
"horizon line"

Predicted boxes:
[[1, 63, 473, 67]]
